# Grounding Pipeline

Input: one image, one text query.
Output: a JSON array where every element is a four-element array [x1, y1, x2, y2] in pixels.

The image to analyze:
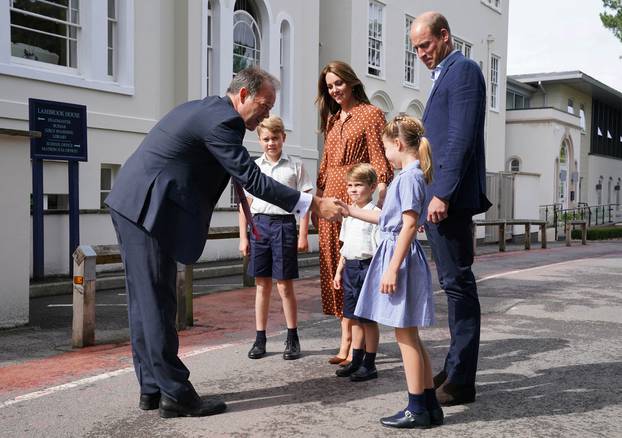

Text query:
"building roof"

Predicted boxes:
[[509, 71, 622, 108]]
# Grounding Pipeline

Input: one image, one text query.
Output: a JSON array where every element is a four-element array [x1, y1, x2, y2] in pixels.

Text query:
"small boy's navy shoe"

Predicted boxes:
[[248, 340, 266, 359], [349, 365, 378, 382], [380, 410, 431, 429]]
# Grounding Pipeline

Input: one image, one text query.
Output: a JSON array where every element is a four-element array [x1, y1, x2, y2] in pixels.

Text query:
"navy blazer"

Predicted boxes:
[[105, 96, 300, 264], [422, 51, 492, 215]]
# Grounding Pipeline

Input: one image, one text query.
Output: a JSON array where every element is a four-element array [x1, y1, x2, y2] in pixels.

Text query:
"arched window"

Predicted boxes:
[[279, 19, 291, 125], [370, 92, 393, 119], [405, 100, 424, 119], [508, 158, 520, 172], [233, 2, 261, 75]]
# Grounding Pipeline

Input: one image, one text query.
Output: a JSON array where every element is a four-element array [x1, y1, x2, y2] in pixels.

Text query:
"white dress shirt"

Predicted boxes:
[[339, 202, 380, 260], [246, 152, 314, 215]]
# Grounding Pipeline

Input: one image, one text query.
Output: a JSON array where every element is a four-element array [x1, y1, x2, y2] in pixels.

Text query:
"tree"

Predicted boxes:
[[600, 0, 622, 43]]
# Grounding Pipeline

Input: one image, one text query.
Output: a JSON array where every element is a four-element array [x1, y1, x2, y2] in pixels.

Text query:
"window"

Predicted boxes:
[[404, 15, 418, 87], [591, 98, 622, 159], [506, 89, 529, 109], [367, 1, 384, 77], [579, 104, 586, 131], [10, 0, 80, 68], [453, 36, 472, 59], [107, 0, 117, 77], [567, 98, 574, 114], [233, 3, 261, 75], [279, 20, 292, 125], [100, 164, 119, 208], [2, 1, 135, 94], [509, 158, 520, 172], [490, 54, 500, 111], [44, 194, 69, 211], [481, 0, 501, 12]]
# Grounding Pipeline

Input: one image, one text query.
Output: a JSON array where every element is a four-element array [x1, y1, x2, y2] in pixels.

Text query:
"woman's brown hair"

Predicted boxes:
[[383, 114, 433, 184], [315, 61, 370, 135]]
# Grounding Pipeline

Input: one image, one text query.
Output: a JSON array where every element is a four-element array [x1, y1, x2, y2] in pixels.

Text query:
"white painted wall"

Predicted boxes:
[[0, 135, 31, 327]]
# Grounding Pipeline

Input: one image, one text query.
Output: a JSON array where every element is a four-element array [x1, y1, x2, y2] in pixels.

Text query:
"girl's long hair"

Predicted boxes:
[[383, 114, 433, 184], [315, 61, 370, 135]]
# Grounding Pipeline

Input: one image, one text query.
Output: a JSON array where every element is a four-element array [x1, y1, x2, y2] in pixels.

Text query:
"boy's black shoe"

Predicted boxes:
[[139, 393, 160, 410], [349, 365, 378, 382], [248, 340, 266, 359], [335, 361, 361, 377], [283, 337, 301, 360], [380, 410, 431, 429]]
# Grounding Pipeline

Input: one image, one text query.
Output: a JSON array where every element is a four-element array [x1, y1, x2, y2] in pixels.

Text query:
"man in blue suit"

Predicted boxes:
[[411, 12, 492, 406], [106, 67, 343, 418]]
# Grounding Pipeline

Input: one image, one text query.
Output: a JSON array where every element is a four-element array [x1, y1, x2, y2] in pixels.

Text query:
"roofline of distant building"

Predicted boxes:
[[509, 71, 622, 101]]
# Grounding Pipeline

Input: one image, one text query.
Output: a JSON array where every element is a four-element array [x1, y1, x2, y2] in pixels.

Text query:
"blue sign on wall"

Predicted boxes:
[[29, 98, 88, 161]]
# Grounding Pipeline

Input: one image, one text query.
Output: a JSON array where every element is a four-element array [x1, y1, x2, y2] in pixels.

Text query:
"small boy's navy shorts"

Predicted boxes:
[[248, 214, 299, 280], [342, 258, 373, 323]]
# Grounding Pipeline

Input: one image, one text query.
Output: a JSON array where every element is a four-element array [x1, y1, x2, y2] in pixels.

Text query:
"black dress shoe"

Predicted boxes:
[[429, 407, 444, 426], [335, 361, 361, 377], [349, 365, 378, 382], [380, 410, 431, 429], [433, 369, 447, 389], [283, 337, 301, 360], [139, 393, 160, 410], [248, 340, 266, 359], [436, 381, 476, 406], [159, 394, 227, 418]]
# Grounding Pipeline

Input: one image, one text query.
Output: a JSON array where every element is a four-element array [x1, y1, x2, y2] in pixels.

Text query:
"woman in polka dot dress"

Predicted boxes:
[[314, 61, 393, 364]]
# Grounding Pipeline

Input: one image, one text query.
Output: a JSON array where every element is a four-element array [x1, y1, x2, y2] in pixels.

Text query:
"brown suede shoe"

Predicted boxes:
[[328, 355, 347, 365], [436, 381, 476, 406]]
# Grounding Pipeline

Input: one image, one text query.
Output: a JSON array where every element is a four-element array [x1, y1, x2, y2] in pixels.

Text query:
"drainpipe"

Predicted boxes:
[[537, 80, 547, 107]]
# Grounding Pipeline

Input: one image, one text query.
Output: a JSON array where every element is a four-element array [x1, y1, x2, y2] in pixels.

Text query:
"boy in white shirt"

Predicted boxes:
[[332, 163, 381, 381], [239, 116, 313, 360]]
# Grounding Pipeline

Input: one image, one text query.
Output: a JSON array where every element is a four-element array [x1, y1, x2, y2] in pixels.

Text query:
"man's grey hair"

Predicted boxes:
[[226, 67, 280, 96]]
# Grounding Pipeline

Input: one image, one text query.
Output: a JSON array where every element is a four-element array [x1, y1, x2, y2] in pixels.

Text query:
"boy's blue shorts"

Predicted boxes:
[[248, 214, 299, 280], [342, 258, 374, 323]]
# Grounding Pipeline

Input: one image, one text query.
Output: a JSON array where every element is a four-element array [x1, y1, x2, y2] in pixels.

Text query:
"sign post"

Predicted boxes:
[[29, 99, 87, 278]]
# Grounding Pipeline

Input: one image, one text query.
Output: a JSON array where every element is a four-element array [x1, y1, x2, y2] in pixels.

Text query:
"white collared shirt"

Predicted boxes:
[[246, 152, 314, 215], [339, 202, 380, 260]]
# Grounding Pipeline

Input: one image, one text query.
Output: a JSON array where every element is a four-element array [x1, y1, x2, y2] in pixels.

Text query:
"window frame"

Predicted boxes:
[[403, 14, 418, 89], [489, 53, 500, 112], [481, 0, 502, 13], [0, 0, 135, 95], [453, 35, 472, 59], [367, 0, 385, 79]]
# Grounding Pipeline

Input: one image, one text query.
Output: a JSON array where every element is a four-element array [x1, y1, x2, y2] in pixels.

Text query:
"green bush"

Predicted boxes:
[[571, 226, 622, 240]]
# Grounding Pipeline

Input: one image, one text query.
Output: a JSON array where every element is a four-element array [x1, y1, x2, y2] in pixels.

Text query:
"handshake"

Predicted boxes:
[[310, 196, 351, 228]]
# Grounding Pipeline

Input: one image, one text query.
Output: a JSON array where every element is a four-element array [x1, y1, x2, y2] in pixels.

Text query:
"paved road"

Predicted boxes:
[[0, 241, 621, 437]]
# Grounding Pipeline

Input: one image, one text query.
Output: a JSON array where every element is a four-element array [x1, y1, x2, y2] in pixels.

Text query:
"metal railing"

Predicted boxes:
[[539, 203, 620, 240]]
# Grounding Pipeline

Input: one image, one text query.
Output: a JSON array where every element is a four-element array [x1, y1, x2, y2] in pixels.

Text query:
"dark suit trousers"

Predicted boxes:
[[110, 209, 197, 403], [425, 212, 480, 385]]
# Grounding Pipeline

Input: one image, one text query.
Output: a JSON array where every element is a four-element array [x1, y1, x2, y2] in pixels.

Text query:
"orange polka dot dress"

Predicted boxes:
[[316, 103, 393, 317]]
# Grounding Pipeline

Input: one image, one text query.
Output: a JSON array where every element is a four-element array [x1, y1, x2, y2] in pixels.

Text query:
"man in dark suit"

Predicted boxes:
[[411, 12, 492, 406], [105, 67, 343, 418]]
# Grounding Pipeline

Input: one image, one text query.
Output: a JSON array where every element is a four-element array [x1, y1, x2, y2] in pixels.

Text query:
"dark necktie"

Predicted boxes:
[[233, 181, 260, 239]]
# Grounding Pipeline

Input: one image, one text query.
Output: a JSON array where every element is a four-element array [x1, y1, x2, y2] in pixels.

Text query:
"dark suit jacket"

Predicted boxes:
[[422, 51, 492, 215], [105, 96, 300, 264]]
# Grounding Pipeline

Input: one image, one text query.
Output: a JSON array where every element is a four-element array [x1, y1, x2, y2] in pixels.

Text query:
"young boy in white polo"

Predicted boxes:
[[239, 115, 313, 360]]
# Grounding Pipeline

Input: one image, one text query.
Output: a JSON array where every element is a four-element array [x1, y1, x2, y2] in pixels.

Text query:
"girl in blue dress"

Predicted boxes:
[[341, 115, 443, 429]]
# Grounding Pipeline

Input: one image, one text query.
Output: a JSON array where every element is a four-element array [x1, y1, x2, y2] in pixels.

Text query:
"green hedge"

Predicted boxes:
[[571, 226, 622, 240]]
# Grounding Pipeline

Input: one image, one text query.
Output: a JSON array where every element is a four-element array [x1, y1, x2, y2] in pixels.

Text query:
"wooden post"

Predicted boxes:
[[185, 265, 194, 327], [498, 223, 506, 252], [540, 223, 547, 249], [524, 223, 531, 250], [176, 263, 188, 331], [471, 222, 477, 255], [565, 223, 571, 246], [72, 245, 97, 348], [581, 223, 587, 245]]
